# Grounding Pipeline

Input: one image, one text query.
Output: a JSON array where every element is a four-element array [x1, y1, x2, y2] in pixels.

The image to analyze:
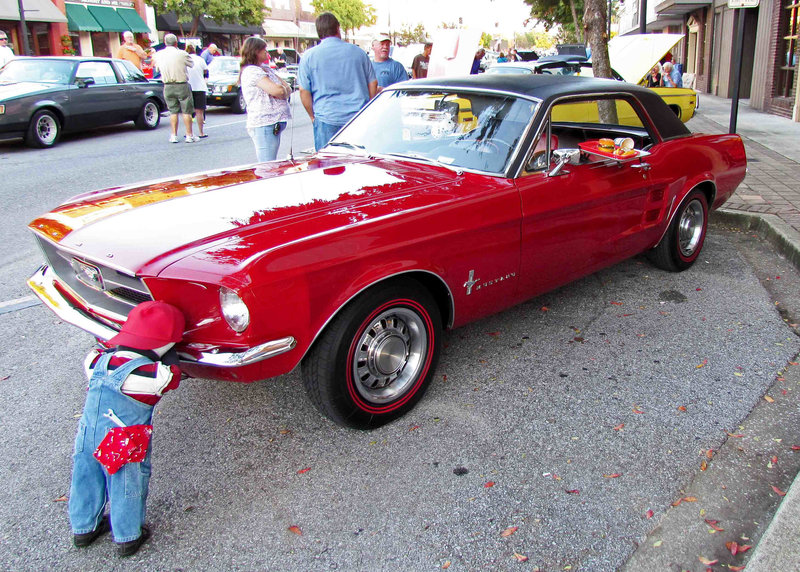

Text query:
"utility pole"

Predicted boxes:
[[17, 0, 31, 56]]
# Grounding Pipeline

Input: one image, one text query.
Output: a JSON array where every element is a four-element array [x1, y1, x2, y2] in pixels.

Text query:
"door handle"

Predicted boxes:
[[631, 162, 651, 171]]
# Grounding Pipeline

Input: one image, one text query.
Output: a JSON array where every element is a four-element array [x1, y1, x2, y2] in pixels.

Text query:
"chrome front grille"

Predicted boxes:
[[35, 235, 153, 318]]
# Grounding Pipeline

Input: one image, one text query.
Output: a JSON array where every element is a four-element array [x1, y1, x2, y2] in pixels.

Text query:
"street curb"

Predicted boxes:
[[745, 471, 800, 571], [713, 208, 800, 271]]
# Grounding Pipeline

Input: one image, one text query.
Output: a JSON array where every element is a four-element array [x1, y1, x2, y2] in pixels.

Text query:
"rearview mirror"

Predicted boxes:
[[548, 149, 580, 177], [75, 77, 95, 88]]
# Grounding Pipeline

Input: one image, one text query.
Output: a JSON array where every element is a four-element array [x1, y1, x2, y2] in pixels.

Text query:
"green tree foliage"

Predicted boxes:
[[145, 0, 267, 37], [396, 23, 427, 45], [523, 0, 584, 44], [311, 0, 377, 39], [514, 30, 555, 50], [480, 32, 493, 49]]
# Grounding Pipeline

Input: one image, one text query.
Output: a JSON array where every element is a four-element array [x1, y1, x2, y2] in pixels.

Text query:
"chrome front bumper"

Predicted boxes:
[[27, 265, 296, 368]]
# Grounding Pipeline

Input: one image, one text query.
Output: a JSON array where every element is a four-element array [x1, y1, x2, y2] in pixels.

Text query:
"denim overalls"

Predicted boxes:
[[69, 352, 155, 543]]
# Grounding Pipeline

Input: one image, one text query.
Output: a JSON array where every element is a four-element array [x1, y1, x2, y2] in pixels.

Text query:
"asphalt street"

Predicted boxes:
[[1, 105, 799, 570]]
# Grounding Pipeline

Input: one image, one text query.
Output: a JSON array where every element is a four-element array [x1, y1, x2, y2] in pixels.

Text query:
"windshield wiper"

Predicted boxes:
[[326, 141, 366, 151], [385, 152, 464, 175]]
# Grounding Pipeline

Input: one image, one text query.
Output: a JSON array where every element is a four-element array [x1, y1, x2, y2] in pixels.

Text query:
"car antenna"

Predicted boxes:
[[287, 26, 300, 163]]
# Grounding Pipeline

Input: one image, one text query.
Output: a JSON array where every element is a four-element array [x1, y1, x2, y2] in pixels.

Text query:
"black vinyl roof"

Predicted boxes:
[[391, 74, 690, 140]]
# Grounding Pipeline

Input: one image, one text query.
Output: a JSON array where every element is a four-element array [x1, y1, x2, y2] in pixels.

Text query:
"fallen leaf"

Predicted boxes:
[[53, 495, 68, 502], [697, 359, 708, 369], [698, 556, 718, 565], [677, 405, 687, 412], [700, 460, 708, 471], [540, 306, 549, 312], [726, 432, 745, 438], [512, 552, 528, 562], [705, 519, 724, 532], [772, 456, 778, 464], [442, 561, 451, 569], [729, 566, 746, 571], [632, 406, 645, 414], [611, 301, 623, 306], [706, 449, 714, 459], [603, 473, 622, 478], [653, 540, 663, 547], [646, 510, 654, 519], [487, 331, 501, 336], [726, 541, 739, 555], [772, 485, 787, 496], [792, 445, 800, 451], [501, 526, 518, 537], [738, 544, 753, 553], [565, 489, 580, 494], [683, 496, 698, 502], [288, 525, 302, 536], [485, 481, 496, 488], [671, 498, 682, 507], [764, 395, 775, 403], [613, 423, 625, 431], [409, 425, 420, 431]]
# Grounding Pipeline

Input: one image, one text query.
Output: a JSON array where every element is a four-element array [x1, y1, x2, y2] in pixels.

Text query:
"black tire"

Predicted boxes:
[[231, 90, 246, 114], [135, 99, 161, 130], [648, 189, 708, 272], [301, 279, 442, 429], [25, 110, 60, 148]]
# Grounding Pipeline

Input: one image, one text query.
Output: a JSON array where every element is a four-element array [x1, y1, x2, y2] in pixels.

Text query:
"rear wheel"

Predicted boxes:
[[25, 110, 60, 148], [231, 90, 246, 114], [301, 279, 442, 429], [135, 99, 161, 129], [648, 189, 708, 271]]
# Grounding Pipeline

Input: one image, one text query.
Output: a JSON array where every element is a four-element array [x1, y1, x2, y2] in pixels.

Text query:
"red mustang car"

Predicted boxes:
[[27, 75, 746, 429]]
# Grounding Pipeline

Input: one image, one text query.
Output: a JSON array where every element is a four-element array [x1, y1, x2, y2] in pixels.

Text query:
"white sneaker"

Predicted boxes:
[[169, 135, 179, 143], [185, 135, 197, 143]]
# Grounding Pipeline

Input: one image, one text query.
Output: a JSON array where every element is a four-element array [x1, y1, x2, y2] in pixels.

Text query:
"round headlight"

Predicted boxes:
[[220, 287, 250, 333]]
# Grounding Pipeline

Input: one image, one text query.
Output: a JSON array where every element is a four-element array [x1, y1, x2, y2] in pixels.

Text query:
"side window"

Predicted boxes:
[[524, 96, 654, 173], [75, 61, 119, 85], [118, 60, 146, 83]]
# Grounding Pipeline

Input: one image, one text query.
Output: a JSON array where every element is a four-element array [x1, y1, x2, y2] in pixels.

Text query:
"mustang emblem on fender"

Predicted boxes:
[[463, 270, 480, 295]]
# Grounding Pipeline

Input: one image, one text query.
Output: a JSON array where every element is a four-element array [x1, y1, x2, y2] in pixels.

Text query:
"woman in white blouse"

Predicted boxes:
[[239, 36, 292, 161]]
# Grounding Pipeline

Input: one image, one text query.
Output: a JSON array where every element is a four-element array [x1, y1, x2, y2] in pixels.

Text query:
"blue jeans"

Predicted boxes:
[[69, 353, 155, 543], [248, 122, 285, 162], [313, 119, 344, 151]]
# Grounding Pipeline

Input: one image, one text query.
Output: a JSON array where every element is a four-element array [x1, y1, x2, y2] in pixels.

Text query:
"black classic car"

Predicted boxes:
[[0, 56, 166, 148]]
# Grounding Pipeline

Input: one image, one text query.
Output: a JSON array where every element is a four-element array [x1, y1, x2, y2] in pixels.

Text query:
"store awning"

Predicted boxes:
[[155, 11, 263, 35], [298, 21, 318, 40], [655, 0, 712, 16], [65, 3, 102, 32], [87, 4, 129, 32], [116, 7, 150, 34], [0, 0, 67, 23], [263, 18, 302, 38]]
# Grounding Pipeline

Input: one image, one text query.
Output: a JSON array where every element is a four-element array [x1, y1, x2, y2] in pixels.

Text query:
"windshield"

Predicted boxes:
[[331, 89, 537, 175], [208, 57, 240, 75], [0, 59, 74, 84]]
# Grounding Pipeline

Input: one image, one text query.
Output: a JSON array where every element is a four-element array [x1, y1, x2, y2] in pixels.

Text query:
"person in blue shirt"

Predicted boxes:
[[470, 48, 485, 74], [661, 61, 683, 88], [371, 33, 408, 92], [298, 12, 378, 150]]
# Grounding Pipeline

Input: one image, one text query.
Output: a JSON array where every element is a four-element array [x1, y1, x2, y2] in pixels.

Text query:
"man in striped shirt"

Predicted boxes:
[[69, 301, 184, 557]]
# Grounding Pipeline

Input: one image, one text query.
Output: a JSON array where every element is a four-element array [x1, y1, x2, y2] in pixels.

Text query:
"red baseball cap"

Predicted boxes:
[[109, 301, 185, 350]]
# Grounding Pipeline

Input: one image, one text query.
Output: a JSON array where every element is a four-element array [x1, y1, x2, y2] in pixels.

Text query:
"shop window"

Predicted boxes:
[[776, 0, 799, 98]]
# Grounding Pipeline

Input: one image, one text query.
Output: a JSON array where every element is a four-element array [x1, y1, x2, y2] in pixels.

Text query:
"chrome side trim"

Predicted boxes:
[[28, 264, 297, 369], [195, 337, 297, 367]]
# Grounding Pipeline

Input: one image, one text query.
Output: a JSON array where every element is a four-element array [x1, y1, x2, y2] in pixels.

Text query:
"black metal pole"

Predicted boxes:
[[729, 8, 746, 133], [608, 0, 612, 35], [639, 0, 648, 34], [16, 0, 31, 56]]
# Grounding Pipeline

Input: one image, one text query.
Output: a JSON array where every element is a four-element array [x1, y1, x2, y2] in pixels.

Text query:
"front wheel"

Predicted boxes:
[[231, 90, 246, 114], [648, 189, 708, 271], [135, 99, 161, 129], [301, 279, 442, 429], [25, 110, 60, 148]]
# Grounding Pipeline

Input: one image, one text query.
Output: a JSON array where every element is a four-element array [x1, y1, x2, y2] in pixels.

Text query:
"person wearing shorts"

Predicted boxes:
[[154, 34, 197, 143], [185, 44, 208, 138]]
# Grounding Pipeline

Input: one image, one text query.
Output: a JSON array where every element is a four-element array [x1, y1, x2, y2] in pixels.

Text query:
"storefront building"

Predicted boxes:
[[155, 12, 263, 56], [62, 0, 149, 57], [0, 0, 67, 56], [620, 0, 799, 121], [263, 0, 318, 52]]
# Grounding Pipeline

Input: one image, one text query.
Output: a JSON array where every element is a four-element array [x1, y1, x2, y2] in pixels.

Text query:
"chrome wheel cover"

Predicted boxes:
[[36, 114, 57, 145], [352, 307, 427, 405], [678, 199, 704, 257], [144, 102, 159, 127]]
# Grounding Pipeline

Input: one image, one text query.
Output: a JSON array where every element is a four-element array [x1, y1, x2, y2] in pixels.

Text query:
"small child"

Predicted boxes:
[[69, 301, 184, 557]]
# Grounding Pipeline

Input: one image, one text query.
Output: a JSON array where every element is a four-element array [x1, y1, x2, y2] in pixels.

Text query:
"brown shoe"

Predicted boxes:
[[73, 515, 111, 548], [117, 525, 150, 557]]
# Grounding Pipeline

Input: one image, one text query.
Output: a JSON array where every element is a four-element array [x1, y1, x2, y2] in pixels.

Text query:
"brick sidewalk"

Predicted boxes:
[[689, 114, 800, 235]]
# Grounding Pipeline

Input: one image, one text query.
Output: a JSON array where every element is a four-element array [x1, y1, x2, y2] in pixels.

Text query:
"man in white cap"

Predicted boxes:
[[370, 33, 407, 92], [0, 31, 15, 68]]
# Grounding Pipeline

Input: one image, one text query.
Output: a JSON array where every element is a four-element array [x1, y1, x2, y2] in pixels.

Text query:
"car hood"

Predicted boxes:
[[29, 155, 459, 277], [0, 81, 65, 100], [607, 33, 684, 85], [207, 73, 238, 83]]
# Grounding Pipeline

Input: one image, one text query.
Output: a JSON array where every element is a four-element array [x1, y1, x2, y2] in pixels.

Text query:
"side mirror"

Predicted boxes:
[[75, 77, 95, 88], [548, 149, 580, 177]]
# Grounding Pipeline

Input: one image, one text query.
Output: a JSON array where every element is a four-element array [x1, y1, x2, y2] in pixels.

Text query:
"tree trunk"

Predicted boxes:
[[569, 0, 583, 44], [190, 15, 201, 38], [584, 0, 617, 123]]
